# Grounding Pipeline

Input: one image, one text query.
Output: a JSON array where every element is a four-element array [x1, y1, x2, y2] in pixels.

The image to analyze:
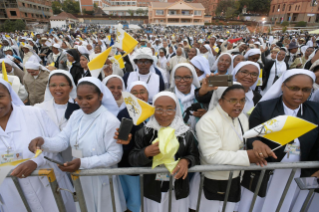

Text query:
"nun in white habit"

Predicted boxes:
[[169, 63, 201, 131], [211, 53, 233, 75], [238, 69, 319, 212], [102, 74, 126, 111], [190, 55, 211, 82], [0, 78, 76, 212], [29, 77, 126, 212]]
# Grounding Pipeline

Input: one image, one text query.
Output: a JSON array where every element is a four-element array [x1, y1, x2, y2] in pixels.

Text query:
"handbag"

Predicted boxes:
[[241, 170, 274, 197], [203, 176, 241, 202]]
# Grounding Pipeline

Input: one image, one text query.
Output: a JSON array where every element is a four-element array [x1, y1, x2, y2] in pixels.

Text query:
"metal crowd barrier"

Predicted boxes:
[[6, 161, 319, 212]]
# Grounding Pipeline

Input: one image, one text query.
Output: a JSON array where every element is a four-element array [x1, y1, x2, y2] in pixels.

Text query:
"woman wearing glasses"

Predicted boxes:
[[238, 69, 319, 212], [123, 50, 165, 102], [169, 63, 206, 132], [189, 84, 262, 212], [129, 91, 199, 212]]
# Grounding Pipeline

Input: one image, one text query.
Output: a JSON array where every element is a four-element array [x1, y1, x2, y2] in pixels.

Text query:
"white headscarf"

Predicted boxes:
[[260, 69, 315, 103], [25, 61, 50, 72], [244, 49, 261, 60], [102, 74, 125, 90], [127, 81, 149, 93], [204, 44, 213, 55], [44, 70, 77, 102], [190, 55, 211, 75], [170, 63, 200, 88], [208, 82, 242, 110], [146, 91, 189, 136], [0, 78, 24, 106], [78, 77, 119, 116], [232, 61, 260, 90], [211, 53, 233, 74]]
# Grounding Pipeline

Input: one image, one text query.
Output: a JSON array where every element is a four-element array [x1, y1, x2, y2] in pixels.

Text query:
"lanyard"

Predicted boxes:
[[0, 135, 13, 154], [138, 74, 152, 84], [222, 112, 245, 148], [74, 115, 100, 149]]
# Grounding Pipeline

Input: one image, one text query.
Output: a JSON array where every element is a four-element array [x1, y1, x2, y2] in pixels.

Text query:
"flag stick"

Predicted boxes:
[[272, 145, 284, 152]]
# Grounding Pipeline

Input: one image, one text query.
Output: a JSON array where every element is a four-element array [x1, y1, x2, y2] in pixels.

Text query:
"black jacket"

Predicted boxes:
[[247, 97, 319, 177], [261, 52, 289, 90], [70, 62, 84, 85], [128, 127, 199, 203]]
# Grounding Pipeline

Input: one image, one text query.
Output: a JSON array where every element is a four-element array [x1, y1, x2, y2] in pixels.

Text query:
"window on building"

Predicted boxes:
[[295, 5, 297, 10], [277, 5, 280, 11], [289, 5, 291, 11], [311, 0, 318, 7], [22, 3, 25, 7], [156, 10, 164, 15], [298, 5, 300, 10], [169, 10, 176, 15], [309, 17, 311, 22], [10, 11, 17, 16], [32, 14, 34, 17], [272, 6, 275, 12], [194, 11, 201, 16], [25, 12, 27, 17], [282, 4, 285, 11]]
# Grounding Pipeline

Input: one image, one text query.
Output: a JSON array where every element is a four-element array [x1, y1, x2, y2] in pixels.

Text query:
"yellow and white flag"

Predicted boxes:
[[5, 35, 10, 38], [113, 27, 138, 54], [257, 68, 263, 86], [122, 91, 155, 125], [109, 55, 125, 69], [243, 115, 317, 146], [87, 47, 112, 78], [31, 32, 34, 38], [2, 61, 9, 83], [0, 159, 29, 186]]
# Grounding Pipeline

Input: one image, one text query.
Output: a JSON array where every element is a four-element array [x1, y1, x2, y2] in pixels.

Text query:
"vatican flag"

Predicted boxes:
[[0, 158, 29, 186], [109, 55, 125, 69], [87, 47, 112, 78], [257, 68, 263, 86], [122, 91, 155, 125], [2, 61, 9, 83], [5, 35, 10, 38], [34, 149, 42, 158], [243, 115, 317, 146], [113, 27, 138, 54], [31, 32, 34, 38]]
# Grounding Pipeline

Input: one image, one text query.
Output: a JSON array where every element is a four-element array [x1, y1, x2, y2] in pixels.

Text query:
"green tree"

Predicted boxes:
[[236, 0, 271, 14], [93, 3, 98, 9], [281, 21, 289, 27], [14, 19, 26, 31], [127, 9, 134, 16], [62, 0, 80, 14], [52, 1, 62, 14], [216, 0, 235, 16], [295, 21, 307, 27], [0, 19, 25, 32], [136, 8, 143, 16], [282, 26, 287, 33], [225, 7, 238, 19]]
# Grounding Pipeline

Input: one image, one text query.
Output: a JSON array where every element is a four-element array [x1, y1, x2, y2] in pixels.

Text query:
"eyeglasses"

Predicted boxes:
[[131, 90, 147, 95], [174, 76, 193, 82], [49, 83, 70, 88], [137, 60, 151, 65], [155, 108, 176, 115], [239, 70, 259, 78], [223, 98, 246, 105], [284, 84, 312, 93]]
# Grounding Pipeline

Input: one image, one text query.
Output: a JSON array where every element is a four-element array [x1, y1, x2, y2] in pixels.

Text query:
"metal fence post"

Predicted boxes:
[[168, 175, 173, 212], [71, 170, 88, 212], [39, 169, 66, 212], [275, 168, 297, 212], [109, 175, 117, 212], [249, 169, 266, 212], [196, 173, 204, 212], [222, 171, 233, 212], [140, 174, 144, 212], [11, 176, 32, 212], [300, 189, 315, 212]]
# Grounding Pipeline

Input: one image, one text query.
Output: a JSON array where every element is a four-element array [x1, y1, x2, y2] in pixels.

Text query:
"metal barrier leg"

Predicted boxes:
[[168, 175, 173, 212], [11, 177, 32, 212], [222, 171, 233, 212], [196, 173, 204, 212], [109, 175, 117, 212], [140, 174, 144, 212], [249, 170, 266, 212], [300, 189, 314, 212], [71, 171, 88, 212], [39, 169, 66, 212], [275, 168, 297, 212]]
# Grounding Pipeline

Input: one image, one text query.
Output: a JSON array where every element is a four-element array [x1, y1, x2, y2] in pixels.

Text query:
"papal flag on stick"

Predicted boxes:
[[243, 115, 317, 147], [122, 91, 155, 125], [109, 55, 125, 69], [113, 27, 138, 54], [87, 47, 112, 78]]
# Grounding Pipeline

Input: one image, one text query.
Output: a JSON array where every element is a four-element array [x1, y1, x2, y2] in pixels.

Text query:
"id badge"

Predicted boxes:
[[1, 152, 23, 164], [72, 148, 83, 158], [284, 144, 300, 155], [155, 173, 170, 181]]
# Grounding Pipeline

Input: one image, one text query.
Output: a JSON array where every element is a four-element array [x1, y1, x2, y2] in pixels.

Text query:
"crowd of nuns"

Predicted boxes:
[[0, 28, 319, 212]]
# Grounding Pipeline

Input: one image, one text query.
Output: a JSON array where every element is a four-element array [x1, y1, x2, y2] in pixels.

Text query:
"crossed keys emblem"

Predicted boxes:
[[116, 30, 122, 43], [253, 119, 279, 136], [124, 97, 140, 117]]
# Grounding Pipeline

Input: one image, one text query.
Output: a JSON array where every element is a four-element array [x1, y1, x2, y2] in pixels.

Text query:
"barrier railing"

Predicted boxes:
[[6, 161, 319, 212]]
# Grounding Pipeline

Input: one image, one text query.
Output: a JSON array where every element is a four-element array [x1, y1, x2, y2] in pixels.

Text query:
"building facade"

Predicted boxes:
[[50, 11, 78, 28], [148, 1, 211, 26], [269, 0, 319, 23], [0, 0, 53, 24], [191, 0, 219, 16]]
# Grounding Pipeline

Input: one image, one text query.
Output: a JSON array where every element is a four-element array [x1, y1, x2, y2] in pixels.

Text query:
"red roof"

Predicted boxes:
[[50, 12, 78, 20]]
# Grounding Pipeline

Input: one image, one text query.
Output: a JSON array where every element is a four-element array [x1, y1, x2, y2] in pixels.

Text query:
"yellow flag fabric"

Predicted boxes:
[[257, 69, 263, 86], [107, 35, 111, 41], [20, 42, 25, 46], [114, 55, 125, 69], [88, 47, 112, 78], [114, 27, 138, 54], [24, 32, 27, 36], [0, 158, 29, 186], [0, 158, 29, 167], [152, 127, 180, 173], [122, 91, 155, 125], [31, 32, 34, 38], [243, 115, 317, 146], [247, 106, 255, 116], [34, 149, 42, 158], [5, 35, 10, 38], [49, 62, 55, 67], [69, 25, 71, 29], [2, 61, 9, 83]]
